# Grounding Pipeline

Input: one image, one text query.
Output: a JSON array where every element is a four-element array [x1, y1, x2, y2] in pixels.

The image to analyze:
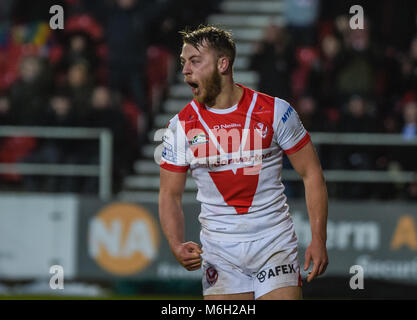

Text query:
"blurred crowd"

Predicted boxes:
[[0, 0, 220, 193], [250, 0, 417, 200]]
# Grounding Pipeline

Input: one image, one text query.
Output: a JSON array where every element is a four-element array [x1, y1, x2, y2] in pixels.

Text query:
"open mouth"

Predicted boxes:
[[187, 81, 199, 88], [186, 81, 200, 95]]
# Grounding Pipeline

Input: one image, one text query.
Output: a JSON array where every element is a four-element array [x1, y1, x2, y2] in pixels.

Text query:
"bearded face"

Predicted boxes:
[[194, 66, 222, 106], [181, 42, 223, 107]]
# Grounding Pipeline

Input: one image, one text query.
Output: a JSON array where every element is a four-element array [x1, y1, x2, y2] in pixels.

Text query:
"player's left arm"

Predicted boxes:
[[287, 141, 329, 282]]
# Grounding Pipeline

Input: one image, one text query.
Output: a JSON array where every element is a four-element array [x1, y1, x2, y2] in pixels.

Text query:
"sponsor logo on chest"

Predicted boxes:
[[213, 123, 242, 130], [189, 132, 209, 146]]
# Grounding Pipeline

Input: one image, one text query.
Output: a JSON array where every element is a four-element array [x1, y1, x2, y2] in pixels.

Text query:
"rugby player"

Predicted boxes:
[[159, 25, 328, 300]]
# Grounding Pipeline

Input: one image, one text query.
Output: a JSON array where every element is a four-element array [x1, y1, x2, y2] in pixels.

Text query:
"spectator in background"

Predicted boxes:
[[335, 19, 380, 103], [400, 37, 417, 95], [313, 33, 345, 173], [0, 94, 13, 125], [21, 93, 80, 192], [105, 0, 167, 131], [65, 60, 94, 121], [319, 0, 417, 52], [339, 95, 377, 198], [390, 100, 417, 178], [340, 94, 377, 133], [401, 100, 417, 140], [333, 14, 350, 44], [295, 93, 323, 132], [9, 55, 52, 125], [316, 34, 341, 114], [249, 24, 296, 101], [57, 31, 99, 79], [284, 0, 320, 46], [81, 86, 132, 193]]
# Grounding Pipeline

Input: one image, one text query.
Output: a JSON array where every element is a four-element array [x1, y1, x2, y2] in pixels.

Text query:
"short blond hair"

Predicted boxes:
[[180, 25, 236, 67]]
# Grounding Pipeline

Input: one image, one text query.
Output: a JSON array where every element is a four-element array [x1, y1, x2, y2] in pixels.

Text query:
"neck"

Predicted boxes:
[[208, 78, 243, 109]]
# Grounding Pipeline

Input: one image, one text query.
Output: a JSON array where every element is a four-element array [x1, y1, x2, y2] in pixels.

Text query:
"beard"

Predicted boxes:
[[195, 68, 222, 106]]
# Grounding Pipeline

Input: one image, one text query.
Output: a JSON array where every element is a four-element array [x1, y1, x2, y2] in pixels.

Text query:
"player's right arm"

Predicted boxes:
[[158, 114, 202, 271], [159, 168, 202, 271]]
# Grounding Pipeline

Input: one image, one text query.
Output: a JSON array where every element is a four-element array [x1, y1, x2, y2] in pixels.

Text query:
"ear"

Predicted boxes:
[[217, 56, 230, 74]]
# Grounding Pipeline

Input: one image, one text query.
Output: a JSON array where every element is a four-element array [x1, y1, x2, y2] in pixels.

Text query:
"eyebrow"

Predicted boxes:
[[180, 54, 201, 62]]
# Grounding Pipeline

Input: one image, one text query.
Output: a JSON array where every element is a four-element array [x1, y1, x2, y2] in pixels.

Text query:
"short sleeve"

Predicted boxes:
[[273, 98, 310, 155], [160, 115, 190, 172]]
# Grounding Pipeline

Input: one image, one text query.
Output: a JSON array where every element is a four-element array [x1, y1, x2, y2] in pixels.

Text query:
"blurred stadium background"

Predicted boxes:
[[0, 0, 416, 299]]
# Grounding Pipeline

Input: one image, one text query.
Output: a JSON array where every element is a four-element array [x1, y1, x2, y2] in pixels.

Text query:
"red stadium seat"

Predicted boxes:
[[65, 14, 103, 41], [0, 137, 37, 182]]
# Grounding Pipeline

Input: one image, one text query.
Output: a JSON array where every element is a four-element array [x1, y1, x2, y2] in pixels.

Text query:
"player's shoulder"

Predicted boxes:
[[273, 97, 294, 119], [251, 87, 287, 113], [250, 88, 298, 130], [251, 87, 294, 119], [165, 100, 197, 129], [178, 100, 199, 122], [253, 89, 275, 107]]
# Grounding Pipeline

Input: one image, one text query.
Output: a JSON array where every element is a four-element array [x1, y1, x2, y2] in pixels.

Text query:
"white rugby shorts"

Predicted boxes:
[[201, 231, 301, 299]]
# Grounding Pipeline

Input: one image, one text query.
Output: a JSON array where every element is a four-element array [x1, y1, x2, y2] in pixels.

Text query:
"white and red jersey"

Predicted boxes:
[[160, 84, 310, 242]]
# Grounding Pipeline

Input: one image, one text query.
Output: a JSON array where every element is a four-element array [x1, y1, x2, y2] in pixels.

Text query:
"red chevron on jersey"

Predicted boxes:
[[209, 165, 261, 214]]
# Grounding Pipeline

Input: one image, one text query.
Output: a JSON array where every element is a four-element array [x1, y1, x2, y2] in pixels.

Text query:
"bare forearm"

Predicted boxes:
[[159, 192, 185, 249], [303, 171, 328, 243], [288, 142, 329, 280]]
